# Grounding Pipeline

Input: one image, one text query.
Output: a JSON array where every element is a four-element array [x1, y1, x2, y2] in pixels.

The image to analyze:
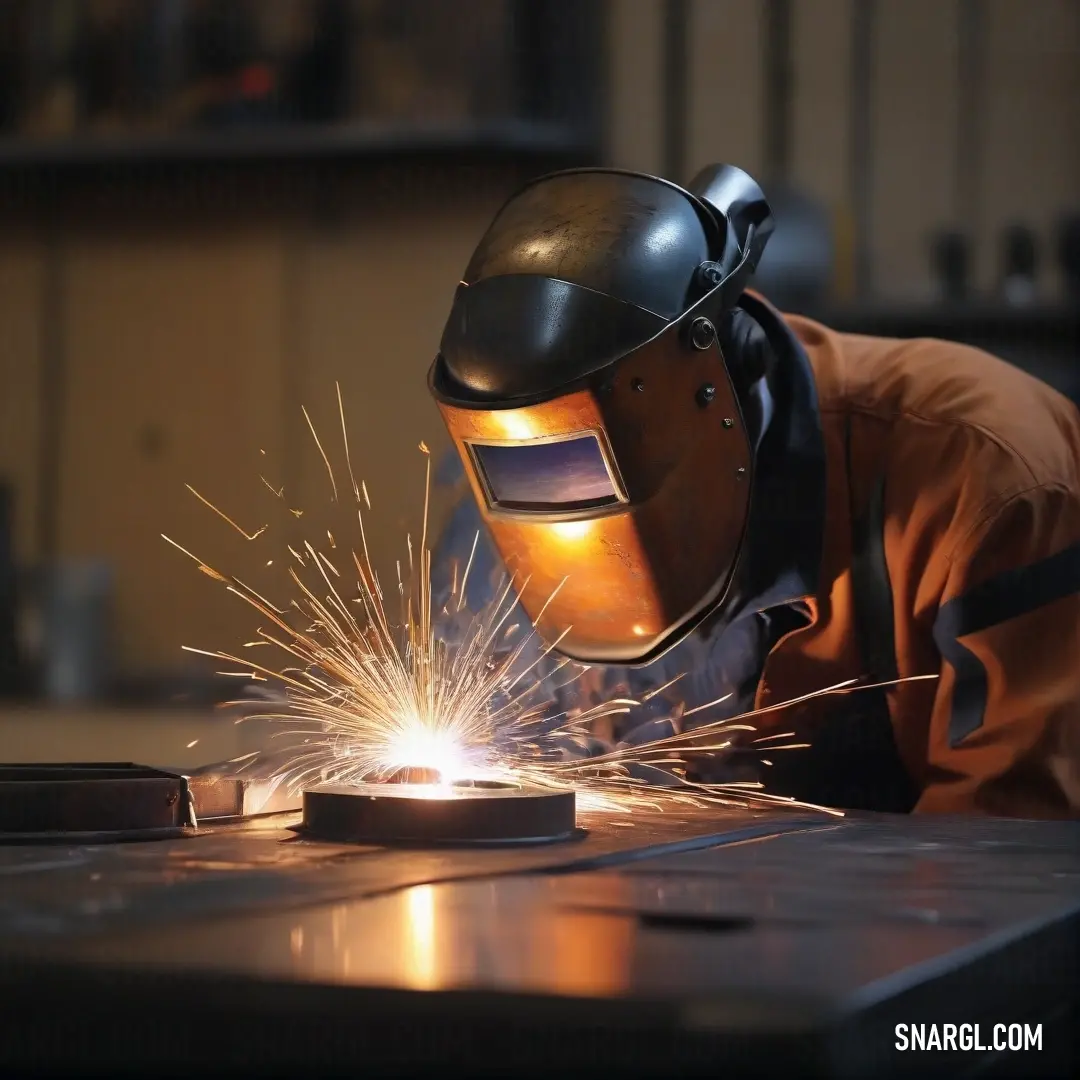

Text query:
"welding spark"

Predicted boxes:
[[168, 388, 938, 820]]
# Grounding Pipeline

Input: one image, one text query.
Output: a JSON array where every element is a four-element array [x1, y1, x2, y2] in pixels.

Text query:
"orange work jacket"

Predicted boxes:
[[759, 300, 1080, 819]]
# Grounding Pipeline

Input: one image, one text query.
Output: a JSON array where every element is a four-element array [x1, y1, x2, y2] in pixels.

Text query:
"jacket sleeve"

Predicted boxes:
[[919, 482, 1080, 817]]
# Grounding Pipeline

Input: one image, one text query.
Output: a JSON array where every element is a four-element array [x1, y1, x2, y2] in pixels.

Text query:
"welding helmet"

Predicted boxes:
[[429, 164, 774, 665]]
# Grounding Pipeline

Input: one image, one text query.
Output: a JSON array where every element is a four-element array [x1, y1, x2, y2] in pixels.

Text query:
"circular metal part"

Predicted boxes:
[[631, 377, 645, 392], [696, 260, 724, 288], [302, 781, 577, 846], [736, 466, 747, 480], [722, 416, 735, 428], [696, 383, 717, 407], [689, 317, 716, 350]]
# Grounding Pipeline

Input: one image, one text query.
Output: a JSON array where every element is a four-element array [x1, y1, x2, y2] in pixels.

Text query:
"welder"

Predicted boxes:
[[427, 164, 1080, 819]]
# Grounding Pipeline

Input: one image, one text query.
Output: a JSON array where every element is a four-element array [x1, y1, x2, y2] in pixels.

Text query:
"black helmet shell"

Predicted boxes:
[[438, 170, 729, 402]]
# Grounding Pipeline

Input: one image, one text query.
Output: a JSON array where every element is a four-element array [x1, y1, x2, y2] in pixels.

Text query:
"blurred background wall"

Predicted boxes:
[[0, 0, 1077, 734]]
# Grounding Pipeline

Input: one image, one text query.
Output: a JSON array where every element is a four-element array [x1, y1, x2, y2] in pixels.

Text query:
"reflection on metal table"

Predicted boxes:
[[0, 783, 1076, 1078]]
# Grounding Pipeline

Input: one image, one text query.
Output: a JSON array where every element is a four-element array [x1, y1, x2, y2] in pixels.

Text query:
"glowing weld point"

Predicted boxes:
[[378, 724, 475, 788]]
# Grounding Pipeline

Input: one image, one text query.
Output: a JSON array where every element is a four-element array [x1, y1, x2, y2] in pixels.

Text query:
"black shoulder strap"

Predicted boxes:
[[846, 416, 899, 685]]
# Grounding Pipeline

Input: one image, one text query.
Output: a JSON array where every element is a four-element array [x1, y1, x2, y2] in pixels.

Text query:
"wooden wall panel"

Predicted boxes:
[[868, 0, 961, 297], [56, 227, 287, 672], [687, 0, 766, 182], [287, 198, 508, 589], [977, 0, 1080, 294], [607, 0, 665, 173], [790, 0, 854, 207], [0, 234, 44, 563]]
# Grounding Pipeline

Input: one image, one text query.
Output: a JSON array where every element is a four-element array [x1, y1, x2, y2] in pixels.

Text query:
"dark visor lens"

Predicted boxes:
[[470, 434, 619, 512]]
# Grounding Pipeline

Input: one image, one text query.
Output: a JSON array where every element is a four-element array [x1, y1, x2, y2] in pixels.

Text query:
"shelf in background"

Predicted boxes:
[[0, 119, 595, 176], [811, 302, 1080, 346], [807, 301, 1080, 403]]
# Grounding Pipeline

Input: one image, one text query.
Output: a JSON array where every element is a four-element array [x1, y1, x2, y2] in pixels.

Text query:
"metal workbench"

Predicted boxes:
[[0, 793, 1077, 1078]]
